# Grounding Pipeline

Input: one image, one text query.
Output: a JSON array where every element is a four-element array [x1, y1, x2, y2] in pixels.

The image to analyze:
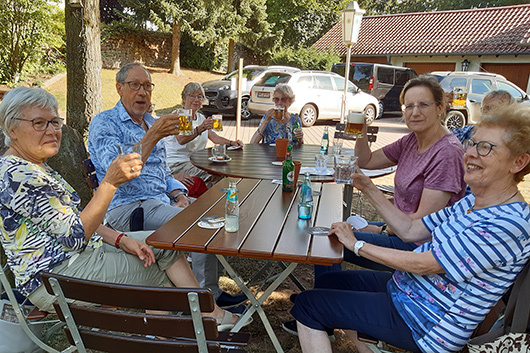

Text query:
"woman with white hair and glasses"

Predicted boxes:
[[165, 82, 243, 192], [250, 83, 304, 144]]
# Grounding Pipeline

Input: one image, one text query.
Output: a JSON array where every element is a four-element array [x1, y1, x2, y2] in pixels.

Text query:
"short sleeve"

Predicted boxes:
[[423, 139, 465, 194], [382, 134, 410, 164]]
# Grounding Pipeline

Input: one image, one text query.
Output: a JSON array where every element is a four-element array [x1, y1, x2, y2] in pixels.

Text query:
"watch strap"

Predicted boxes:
[[353, 240, 366, 257]]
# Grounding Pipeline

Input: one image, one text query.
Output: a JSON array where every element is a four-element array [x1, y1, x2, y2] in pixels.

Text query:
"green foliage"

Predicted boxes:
[[270, 47, 340, 71], [0, 0, 65, 83]]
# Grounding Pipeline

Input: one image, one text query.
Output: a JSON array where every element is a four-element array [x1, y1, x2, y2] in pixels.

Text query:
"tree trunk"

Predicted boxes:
[[169, 21, 184, 76], [227, 38, 235, 73], [65, 0, 103, 137]]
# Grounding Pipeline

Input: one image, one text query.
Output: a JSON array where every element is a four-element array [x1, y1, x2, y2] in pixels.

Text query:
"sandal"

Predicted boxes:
[[216, 310, 253, 332]]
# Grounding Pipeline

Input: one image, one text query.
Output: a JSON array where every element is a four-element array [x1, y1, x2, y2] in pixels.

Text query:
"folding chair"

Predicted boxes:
[[0, 261, 64, 353], [41, 272, 250, 353]]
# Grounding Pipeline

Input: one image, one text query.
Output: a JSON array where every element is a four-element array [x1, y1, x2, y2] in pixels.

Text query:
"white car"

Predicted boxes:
[[248, 70, 380, 126]]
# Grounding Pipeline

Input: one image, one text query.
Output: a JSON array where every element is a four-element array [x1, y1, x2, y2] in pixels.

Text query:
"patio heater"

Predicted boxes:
[[340, 1, 365, 123]]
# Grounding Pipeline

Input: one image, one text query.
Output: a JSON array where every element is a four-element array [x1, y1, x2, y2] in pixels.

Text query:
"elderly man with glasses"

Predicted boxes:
[[87, 63, 247, 310]]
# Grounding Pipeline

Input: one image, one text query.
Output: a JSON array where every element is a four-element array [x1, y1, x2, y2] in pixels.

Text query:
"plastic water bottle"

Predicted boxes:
[[320, 126, 329, 154], [298, 172, 313, 219], [225, 181, 239, 232]]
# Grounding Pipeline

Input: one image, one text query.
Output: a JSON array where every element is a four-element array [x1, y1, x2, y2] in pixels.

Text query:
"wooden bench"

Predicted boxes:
[[41, 272, 250, 353]]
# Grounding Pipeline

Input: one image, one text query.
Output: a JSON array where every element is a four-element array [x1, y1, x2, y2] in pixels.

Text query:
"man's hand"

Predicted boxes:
[[329, 222, 357, 250], [173, 194, 190, 208], [147, 112, 181, 141], [118, 236, 156, 267], [173, 173, 194, 187]]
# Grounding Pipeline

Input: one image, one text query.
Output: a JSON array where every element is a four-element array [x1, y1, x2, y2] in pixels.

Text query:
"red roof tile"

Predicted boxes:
[[313, 4, 530, 57]]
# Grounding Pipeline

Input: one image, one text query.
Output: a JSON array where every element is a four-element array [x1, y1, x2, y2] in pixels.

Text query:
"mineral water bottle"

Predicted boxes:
[[225, 181, 239, 232], [282, 145, 295, 192], [298, 173, 313, 219], [320, 126, 329, 154]]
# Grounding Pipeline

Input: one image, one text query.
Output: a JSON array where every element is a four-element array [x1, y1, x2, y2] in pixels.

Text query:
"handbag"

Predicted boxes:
[[467, 260, 530, 353]]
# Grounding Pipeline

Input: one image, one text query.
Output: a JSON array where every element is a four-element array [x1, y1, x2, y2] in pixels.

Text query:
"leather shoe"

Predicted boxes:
[[216, 291, 248, 309]]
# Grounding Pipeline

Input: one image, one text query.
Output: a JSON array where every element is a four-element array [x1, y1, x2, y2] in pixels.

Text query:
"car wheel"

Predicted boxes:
[[364, 104, 377, 125], [378, 101, 384, 118], [444, 110, 466, 130], [241, 97, 251, 120], [300, 104, 318, 127]]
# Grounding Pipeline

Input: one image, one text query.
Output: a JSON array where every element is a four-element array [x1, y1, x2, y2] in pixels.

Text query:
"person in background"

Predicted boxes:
[[87, 63, 247, 310], [0, 86, 248, 331], [250, 83, 304, 144], [292, 105, 530, 353], [165, 82, 242, 192], [452, 89, 515, 143]]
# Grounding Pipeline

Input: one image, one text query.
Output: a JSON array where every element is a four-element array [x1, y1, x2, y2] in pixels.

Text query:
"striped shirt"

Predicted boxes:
[[0, 156, 102, 296], [389, 195, 530, 353]]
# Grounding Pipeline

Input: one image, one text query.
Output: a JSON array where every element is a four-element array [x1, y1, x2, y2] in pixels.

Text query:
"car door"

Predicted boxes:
[[496, 80, 528, 103], [332, 76, 364, 116], [468, 78, 492, 123], [311, 75, 340, 118]]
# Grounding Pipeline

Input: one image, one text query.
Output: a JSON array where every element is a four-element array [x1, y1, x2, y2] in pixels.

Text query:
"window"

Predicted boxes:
[[449, 78, 467, 90], [314, 76, 334, 90], [395, 70, 409, 86], [296, 75, 313, 88], [256, 73, 292, 87], [497, 81, 524, 101], [471, 79, 492, 95], [377, 67, 394, 85]]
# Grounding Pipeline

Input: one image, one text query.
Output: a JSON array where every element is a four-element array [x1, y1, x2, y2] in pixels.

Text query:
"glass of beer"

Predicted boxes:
[[274, 106, 285, 120], [212, 114, 223, 132], [178, 109, 193, 135], [345, 111, 365, 138]]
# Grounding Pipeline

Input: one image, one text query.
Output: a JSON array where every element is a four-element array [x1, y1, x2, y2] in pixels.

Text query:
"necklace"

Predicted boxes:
[[467, 190, 519, 214]]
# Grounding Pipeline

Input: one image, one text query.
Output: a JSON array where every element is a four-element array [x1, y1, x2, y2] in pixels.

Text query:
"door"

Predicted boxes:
[[468, 78, 493, 123], [312, 75, 340, 117]]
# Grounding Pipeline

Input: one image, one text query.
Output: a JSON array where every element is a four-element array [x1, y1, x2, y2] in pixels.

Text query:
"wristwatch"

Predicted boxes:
[[353, 240, 366, 257], [380, 224, 389, 236], [172, 190, 188, 203]]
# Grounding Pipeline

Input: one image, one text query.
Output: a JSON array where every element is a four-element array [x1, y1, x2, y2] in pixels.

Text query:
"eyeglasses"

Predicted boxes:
[[272, 97, 290, 103], [401, 101, 436, 112], [462, 139, 496, 156], [187, 94, 205, 100], [121, 81, 155, 92], [16, 117, 64, 131]]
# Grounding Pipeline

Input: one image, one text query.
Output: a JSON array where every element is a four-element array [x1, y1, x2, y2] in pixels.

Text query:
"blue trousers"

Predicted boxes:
[[314, 222, 418, 279], [291, 270, 421, 353]]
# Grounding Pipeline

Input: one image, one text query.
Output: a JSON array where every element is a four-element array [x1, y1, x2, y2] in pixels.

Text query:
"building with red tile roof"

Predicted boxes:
[[313, 4, 530, 93]]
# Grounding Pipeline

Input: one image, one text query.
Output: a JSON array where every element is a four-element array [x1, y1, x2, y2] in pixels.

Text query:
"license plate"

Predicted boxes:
[[257, 92, 270, 98], [209, 100, 215, 105]]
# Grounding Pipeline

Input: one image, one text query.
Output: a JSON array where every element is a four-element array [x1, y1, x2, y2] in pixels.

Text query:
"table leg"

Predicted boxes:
[[216, 255, 298, 353], [343, 184, 354, 221]]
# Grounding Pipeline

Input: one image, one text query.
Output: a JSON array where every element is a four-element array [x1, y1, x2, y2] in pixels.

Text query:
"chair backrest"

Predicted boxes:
[[41, 272, 247, 353], [82, 158, 99, 190], [334, 123, 379, 143]]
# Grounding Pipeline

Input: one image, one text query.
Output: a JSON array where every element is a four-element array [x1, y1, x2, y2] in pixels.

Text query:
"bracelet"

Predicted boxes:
[[195, 126, 200, 135], [380, 224, 389, 236], [228, 140, 233, 146], [115, 233, 127, 248], [172, 190, 188, 202], [258, 130, 264, 137]]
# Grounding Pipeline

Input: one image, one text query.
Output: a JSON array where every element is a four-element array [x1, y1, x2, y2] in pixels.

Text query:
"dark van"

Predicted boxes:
[[332, 63, 417, 115]]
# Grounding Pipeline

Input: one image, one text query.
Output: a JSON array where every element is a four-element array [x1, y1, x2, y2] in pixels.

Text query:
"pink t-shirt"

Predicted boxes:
[[382, 132, 466, 215]]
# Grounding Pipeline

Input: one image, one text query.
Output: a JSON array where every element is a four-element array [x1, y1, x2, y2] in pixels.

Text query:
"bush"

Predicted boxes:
[[269, 47, 340, 71]]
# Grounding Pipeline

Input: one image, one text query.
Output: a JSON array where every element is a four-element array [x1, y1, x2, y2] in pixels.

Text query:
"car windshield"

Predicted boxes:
[[225, 68, 264, 81]]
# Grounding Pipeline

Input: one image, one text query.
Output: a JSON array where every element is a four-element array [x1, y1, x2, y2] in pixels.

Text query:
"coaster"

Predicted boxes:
[[197, 221, 224, 229]]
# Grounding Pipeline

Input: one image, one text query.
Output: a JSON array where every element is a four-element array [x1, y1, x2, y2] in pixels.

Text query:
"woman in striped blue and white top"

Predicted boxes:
[[291, 104, 530, 353]]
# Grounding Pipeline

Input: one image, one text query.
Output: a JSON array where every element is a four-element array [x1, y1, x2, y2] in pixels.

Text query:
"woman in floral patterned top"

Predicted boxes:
[[0, 87, 243, 329]]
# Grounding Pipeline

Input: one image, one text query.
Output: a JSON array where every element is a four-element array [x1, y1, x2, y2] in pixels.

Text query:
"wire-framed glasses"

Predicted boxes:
[[462, 139, 496, 156], [16, 118, 64, 131], [401, 101, 436, 112]]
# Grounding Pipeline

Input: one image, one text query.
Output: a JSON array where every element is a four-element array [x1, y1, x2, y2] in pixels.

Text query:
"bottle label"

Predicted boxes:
[[228, 190, 238, 202]]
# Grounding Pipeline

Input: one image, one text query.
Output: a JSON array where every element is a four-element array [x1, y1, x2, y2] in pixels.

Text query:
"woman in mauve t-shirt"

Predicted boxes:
[[340, 76, 466, 272]]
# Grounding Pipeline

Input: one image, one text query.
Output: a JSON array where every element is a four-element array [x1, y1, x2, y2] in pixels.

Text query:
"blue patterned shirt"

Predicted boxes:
[[87, 101, 186, 210], [389, 195, 530, 353], [0, 156, 102, 296], [258, 113, 302, 145]]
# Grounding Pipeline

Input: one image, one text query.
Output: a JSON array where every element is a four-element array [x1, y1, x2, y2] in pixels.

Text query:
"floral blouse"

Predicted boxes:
[[0, 155, 102, 296], [258, 113, 302, 145]]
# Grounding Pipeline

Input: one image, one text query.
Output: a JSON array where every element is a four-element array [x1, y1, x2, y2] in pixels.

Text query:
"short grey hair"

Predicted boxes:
[[0, 86, 58, 146], [483, 89, 515, 105], [116, 63, 151, 83], [181, 82, 205, 104], [273, 83, 295, 101]]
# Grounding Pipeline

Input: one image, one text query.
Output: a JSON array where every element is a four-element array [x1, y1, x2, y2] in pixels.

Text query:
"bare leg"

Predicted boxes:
[[345, 330, 374, 353], [165, 255, 237, 323], [297, 321, 332, 353]]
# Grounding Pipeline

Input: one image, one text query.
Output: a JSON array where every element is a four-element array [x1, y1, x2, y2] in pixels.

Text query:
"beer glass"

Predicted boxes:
[[345, 111, 365, 138], [212, 114, 223, 132], [178, 108, 193, 135], [274, 106, 285, 120]]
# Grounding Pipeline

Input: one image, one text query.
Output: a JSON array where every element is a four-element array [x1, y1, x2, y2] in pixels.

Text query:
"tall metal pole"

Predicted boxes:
[[340, 44, 352, 124], [236, 58, 243, 140]]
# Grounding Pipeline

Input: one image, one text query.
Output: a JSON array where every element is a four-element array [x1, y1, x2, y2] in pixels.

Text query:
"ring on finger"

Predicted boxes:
[[131, 167, 135, 172]]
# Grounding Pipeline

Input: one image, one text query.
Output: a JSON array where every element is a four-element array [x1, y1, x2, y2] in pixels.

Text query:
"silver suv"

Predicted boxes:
[[427, 71, 529, 129], [201, 65, 299, 120], [248, 70, 380, 127]]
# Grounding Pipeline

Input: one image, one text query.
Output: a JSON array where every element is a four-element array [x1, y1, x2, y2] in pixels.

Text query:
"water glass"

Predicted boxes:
[[314, 154, 329, 174], [332, 138, 343, 155], [212, 114, 223, 131], [212, 144, 227, 160], [118, 143, 142, 158], [334, 155, 358, 184]]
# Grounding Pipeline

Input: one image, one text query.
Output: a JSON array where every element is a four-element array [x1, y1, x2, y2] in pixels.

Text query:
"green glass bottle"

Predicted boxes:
[[282, 145, 295, 192], [292, 115, 300, 143]]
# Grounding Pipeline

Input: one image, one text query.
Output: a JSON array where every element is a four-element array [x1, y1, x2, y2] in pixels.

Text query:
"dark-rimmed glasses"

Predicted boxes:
[[462, 139, 496, 156], [16, 118, 64, 131], [121, 81, 155, 92], [401, 101, 436, 112]]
